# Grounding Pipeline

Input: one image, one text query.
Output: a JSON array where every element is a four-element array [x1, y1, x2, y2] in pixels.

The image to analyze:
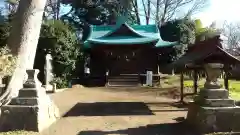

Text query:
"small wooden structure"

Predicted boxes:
[[172, 35, 240, 102]]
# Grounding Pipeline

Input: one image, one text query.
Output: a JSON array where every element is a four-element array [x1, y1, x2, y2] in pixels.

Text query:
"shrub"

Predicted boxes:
[[39, 20, 82, 88], [0, 22, 11, 47], [50, 76, 68, 89], [0, 46, 17, 77]]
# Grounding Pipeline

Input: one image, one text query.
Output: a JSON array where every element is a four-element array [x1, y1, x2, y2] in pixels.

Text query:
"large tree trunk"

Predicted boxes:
[[7, 0, 47, 97]]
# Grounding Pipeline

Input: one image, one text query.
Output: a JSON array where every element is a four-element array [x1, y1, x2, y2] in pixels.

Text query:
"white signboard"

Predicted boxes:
[[146, 71, 153, 86], [84, 57, 90, 74], [84, 67, 90, 74]]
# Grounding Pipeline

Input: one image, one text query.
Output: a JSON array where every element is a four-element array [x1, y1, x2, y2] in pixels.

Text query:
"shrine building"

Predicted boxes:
[[83, 18, 178, 87]]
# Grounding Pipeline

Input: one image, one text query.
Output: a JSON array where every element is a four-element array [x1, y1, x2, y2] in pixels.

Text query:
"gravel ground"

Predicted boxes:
[[39, 86, 199, 135]]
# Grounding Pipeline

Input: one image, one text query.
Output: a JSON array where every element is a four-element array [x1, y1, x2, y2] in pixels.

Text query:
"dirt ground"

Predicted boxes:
[[40, 86, 198, 135]]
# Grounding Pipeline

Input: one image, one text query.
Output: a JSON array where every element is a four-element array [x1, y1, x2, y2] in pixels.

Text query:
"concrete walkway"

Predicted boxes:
[[41, 87, 196, 135]]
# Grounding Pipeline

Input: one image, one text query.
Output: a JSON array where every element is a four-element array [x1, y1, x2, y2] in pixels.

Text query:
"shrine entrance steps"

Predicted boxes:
[[107, 74, 140, 87]]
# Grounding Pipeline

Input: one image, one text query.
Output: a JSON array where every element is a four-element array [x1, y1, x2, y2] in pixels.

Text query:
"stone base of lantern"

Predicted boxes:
[[0, 69, 59, 132], [187, 88, 240, 133]]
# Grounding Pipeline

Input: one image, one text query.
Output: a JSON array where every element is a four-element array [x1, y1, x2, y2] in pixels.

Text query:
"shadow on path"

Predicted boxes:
[[63, 102, 154, 116], [78, 122, 201, 135], [63, 101, 188, 117]]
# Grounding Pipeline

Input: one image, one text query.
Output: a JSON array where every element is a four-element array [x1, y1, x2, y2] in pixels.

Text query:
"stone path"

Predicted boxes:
[[41, 87, 198, 135]]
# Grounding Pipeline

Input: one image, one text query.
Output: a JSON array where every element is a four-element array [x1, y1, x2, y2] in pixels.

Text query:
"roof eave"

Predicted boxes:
[[155, 41, 179, 48], [87, 38, 159, 45]]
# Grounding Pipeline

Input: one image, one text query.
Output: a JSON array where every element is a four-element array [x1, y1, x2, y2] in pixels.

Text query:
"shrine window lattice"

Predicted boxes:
[[106, 51, 136, 61]]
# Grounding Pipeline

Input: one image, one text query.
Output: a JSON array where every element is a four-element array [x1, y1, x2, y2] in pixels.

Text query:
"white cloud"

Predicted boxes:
[[194, 0, 240, 27]]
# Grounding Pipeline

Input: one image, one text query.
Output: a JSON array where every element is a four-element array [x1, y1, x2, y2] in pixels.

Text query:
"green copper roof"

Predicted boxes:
[[84, 22, 178, 48], [88, 23, 159, 38]]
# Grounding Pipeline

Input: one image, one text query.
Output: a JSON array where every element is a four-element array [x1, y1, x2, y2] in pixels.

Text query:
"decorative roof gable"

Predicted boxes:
[[103, 23, 144, 38]]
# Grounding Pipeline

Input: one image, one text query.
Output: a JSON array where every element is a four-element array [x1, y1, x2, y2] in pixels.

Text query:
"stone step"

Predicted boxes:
[[18, 88, 45, 98], [199, 89, 229, 99], [10, 97, 39, 106], [187, 103, 240, 133], [201, 99, 235, 107], [106, 84, 140, 87], [107, 75, 140, 87]]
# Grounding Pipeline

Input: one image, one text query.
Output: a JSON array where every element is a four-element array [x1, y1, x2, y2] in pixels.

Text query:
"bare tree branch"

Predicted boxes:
[[185, 0, 208, 17], [131, 0, 141, 24], [222, 21, 240, 55], [141, 0, 148, 24], [133, 0, 209, 25]]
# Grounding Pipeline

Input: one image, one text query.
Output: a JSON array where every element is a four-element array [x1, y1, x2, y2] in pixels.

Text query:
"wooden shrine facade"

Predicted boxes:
[[89, 45, 158, 75]]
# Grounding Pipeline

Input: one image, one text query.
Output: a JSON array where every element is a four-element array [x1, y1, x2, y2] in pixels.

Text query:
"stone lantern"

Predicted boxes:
[[187, 63, 240, 133], [171, 35, 240, 133]]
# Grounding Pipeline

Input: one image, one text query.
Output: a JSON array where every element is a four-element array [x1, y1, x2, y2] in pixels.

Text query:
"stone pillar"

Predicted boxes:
[[84, 57, 90, 76], [0, 69, 59, 132], [172, 69, 175, 76], [44, 54, 53, 91], [186, 63, 240, 133], [146, 71, 153, 86]]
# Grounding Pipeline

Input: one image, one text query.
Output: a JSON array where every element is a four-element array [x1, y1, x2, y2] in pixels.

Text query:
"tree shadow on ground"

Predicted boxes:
[[77, 121, 201, 135], [63, 101, 188, 117]]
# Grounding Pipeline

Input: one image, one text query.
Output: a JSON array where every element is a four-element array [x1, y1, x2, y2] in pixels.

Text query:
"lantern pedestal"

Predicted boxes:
[[187, 63, 240, 133], [0, 69, 59, 132]]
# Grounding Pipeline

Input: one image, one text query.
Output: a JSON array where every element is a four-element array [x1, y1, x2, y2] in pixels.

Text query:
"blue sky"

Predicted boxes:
[[0, 0, 239, 27]]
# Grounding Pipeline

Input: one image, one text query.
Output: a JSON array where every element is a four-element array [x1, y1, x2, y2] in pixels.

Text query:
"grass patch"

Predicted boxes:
[[160, 74, 240, 100], [161, 75, 181, 88], [0, 131, 38, 135], [183, 78, 240, 100], [205, 132, 238, 135]]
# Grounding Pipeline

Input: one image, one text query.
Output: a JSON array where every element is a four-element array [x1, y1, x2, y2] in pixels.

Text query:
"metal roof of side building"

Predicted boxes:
[[171, 35, 240, 69]]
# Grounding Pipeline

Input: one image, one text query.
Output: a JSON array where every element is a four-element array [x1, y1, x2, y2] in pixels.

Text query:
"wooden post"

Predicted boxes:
[[193, 69, 198, 94], [180, 72, 184, 102]]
